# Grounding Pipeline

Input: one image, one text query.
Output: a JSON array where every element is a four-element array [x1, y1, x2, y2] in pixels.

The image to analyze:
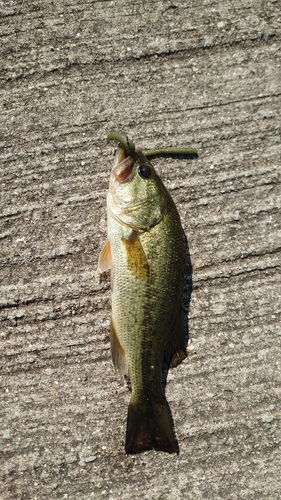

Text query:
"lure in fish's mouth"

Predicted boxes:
[[107, 129, 199, 185], [108, 131, 136, 158], [107, 130, 198, 164]]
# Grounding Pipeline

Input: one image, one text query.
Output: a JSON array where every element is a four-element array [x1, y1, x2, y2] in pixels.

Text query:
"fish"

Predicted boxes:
[[98, 132, 197, 454]]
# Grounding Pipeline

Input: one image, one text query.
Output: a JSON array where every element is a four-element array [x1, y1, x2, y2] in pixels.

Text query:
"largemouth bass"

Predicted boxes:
[[98, 132, 197, 454]]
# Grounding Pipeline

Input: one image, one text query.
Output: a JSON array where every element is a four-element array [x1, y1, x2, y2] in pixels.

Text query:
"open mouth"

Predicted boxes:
[[112, 155, 135, 183]]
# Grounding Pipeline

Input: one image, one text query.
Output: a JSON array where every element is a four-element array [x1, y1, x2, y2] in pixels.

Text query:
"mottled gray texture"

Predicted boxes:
[[1, 1, 280, 499]]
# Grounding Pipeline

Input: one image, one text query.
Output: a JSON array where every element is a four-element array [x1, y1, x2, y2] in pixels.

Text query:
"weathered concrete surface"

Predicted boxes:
[[0, 1, 280, 498]]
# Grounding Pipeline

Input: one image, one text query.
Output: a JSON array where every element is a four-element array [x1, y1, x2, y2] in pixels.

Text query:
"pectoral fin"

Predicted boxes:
[[98, 240, 113, 273], [122, 232, 149, 281], [110, 319, 128, 375]]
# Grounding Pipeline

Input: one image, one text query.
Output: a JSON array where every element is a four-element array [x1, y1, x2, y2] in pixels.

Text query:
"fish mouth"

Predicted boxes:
[[112, 147, 135, 183]]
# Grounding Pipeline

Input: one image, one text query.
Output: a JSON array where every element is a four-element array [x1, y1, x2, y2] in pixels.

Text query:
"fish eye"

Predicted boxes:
[[138, 165, 152, 179]]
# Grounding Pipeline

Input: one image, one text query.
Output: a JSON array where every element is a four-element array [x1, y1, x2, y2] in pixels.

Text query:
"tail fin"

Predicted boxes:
[[125, 396, 179, 454]]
